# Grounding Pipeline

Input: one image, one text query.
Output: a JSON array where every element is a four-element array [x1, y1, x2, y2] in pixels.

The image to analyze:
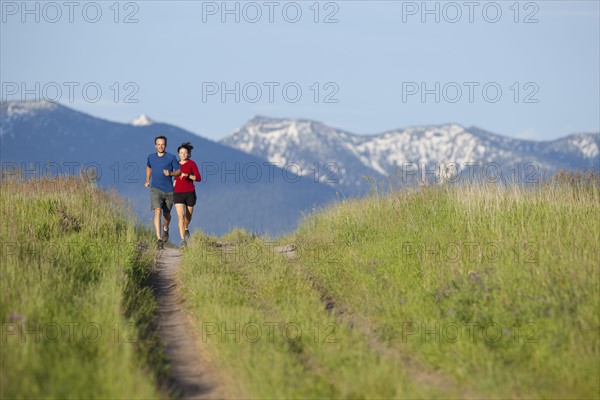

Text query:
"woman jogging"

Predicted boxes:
[[173, 142, 201, 247]]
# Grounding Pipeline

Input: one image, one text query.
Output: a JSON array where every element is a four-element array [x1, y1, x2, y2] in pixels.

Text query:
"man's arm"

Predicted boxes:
[[171, 157, 181, 177], [163, 169, 181, 177], [145, 166, 151, 188]]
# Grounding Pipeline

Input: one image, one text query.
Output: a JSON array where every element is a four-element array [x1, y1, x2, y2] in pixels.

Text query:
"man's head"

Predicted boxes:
[[154, 135, 167, 154]]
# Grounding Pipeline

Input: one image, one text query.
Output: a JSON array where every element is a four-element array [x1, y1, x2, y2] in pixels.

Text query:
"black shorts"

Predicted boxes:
[[173, 191, 197, 207]]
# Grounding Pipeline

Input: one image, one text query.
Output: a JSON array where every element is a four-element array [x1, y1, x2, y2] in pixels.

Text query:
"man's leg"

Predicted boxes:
[[161, 211, 170, 242], [153, 208, 162, 240], [161, 191, 174, 242], [163, 211, 171, 230], [151, 188, 165, 245]]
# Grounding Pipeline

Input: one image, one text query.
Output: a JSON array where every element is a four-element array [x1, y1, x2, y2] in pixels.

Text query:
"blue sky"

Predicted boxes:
[[1, 0, 599, 141]]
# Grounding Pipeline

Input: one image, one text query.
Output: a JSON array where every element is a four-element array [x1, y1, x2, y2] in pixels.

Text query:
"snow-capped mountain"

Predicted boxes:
[[131, 114, 154, 126], [221, 116, 600, 193], [1, 100, 59, 138]]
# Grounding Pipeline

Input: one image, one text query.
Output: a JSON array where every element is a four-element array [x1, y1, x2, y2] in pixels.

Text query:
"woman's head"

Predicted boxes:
[[178, 142, 194, 160]]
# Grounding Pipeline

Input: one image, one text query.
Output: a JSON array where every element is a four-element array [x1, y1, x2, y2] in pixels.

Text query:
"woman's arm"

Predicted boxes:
[[190, 161, 202, 182]]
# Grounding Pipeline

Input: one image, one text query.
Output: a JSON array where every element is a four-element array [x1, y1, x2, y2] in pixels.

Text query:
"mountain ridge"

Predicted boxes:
[[221, 116, 599, 193]]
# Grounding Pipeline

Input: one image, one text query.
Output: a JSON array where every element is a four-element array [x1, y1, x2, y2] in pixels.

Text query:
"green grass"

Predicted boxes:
[[180, 175, 600, 399], [3, 171, 598, 399], [180, 232, 449, 399], [1, 176, 164, 399]]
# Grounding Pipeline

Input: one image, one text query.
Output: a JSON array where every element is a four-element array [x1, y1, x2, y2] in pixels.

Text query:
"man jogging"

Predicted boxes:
[[145, 135, 181, 249]]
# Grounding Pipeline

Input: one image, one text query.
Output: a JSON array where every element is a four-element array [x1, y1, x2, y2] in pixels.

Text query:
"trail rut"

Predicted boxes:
[[151, 247, 225, 400]]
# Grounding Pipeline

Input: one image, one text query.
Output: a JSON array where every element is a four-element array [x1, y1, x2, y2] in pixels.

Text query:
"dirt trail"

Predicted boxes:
[[151, 247, 226, 400]]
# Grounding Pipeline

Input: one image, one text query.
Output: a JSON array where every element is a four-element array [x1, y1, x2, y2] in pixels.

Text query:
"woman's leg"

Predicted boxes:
[[175, 203, 186, 240], [184, 192, 196, 238], [186, 206, 194, 227], [183, 206, 194, 238]]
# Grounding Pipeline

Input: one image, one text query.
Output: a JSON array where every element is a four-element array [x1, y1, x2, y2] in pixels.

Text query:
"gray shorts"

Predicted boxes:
[[150, 188, 174, 214]]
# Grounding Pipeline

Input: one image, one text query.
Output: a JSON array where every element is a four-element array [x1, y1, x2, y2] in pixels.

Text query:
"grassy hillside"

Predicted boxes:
[[0, 176, 164, 398], [179, 172, 600, 398]]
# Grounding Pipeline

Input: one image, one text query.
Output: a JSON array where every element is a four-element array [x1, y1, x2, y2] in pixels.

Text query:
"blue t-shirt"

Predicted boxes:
[[147, 152, 179, 192]]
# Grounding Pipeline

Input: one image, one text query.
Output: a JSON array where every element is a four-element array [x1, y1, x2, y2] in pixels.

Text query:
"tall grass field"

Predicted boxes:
[[1, 176, 163, 398]]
